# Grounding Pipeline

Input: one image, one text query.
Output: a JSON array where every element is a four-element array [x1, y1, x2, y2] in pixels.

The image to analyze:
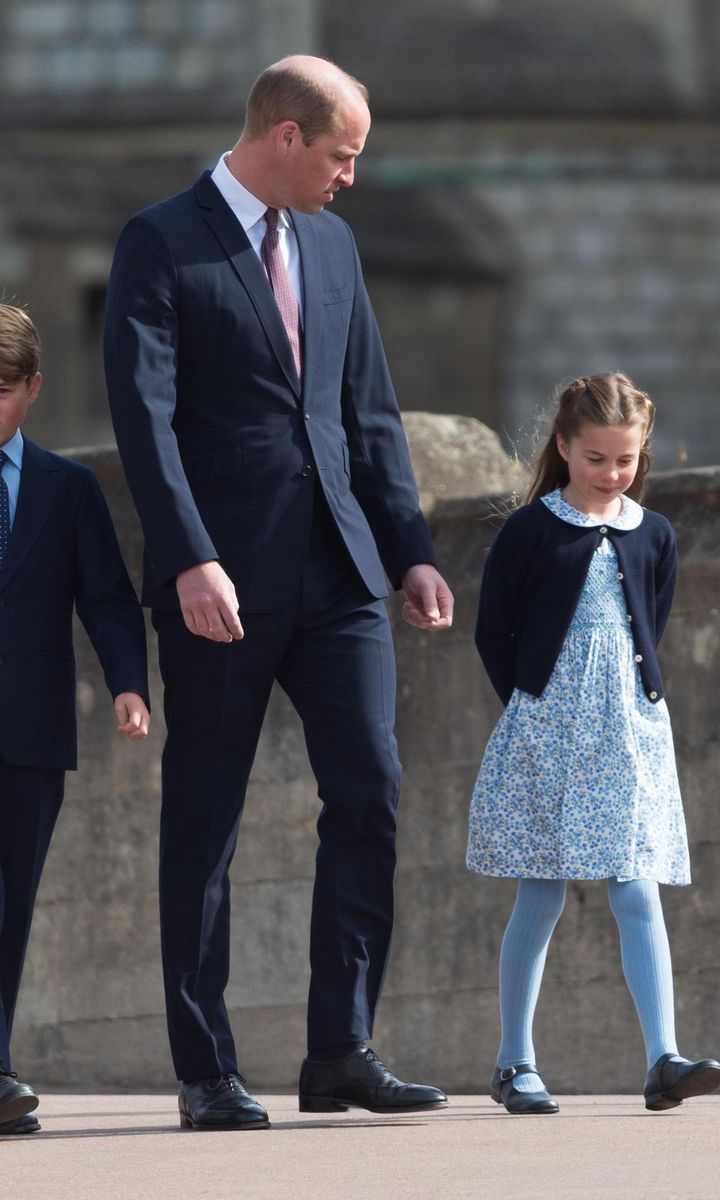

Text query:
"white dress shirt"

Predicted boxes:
[[210, 154, 304, 321]]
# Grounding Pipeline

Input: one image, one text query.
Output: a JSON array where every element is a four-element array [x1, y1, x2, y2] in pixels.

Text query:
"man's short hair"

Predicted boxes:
[[0, 304, 41, 381], [244, 60, 368, 145]]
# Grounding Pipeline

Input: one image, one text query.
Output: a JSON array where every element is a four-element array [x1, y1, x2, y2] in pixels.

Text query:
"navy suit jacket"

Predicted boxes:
[[103, 171, 435, 612], [0, 440, 149, 770]]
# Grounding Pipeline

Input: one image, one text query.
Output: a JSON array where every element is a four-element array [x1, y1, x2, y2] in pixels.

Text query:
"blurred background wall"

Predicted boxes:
[[1, 0, 719, 465]]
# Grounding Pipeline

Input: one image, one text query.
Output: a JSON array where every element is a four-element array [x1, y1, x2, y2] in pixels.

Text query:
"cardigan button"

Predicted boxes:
[[616, 571, 624, 580], [627, 614, 633, 622], [649, 691, 658, 700], [599, 526, 608, 535], [635, 654, 643, 663]]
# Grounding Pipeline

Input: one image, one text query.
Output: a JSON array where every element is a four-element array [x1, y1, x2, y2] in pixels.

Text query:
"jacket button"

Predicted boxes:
[[301, 464, 314, 477], [635, 654, 643, 663], [304, 411, 311, 420], [650, 691, 658, 700], [616, 571, 624, 580]]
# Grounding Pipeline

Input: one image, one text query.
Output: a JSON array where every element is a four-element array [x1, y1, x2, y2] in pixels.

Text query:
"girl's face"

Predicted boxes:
[[557, 421, 645, 515]]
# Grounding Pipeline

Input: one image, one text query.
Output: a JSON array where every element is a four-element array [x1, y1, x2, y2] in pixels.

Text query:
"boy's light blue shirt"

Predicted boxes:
[[0, 428, 24, 527]]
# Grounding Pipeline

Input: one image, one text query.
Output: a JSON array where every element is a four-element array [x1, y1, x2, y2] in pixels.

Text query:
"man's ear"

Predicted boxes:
[[276, 121, 301, 155]]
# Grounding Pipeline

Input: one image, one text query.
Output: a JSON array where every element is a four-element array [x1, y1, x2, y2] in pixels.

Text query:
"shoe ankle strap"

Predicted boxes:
[[499, 1062, 538, 1082]]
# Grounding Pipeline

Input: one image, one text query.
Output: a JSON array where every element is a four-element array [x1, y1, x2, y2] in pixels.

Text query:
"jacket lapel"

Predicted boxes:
[[0, 438, 62, 588], [291, 211, 322, 404], [194, 172, 302, 399]]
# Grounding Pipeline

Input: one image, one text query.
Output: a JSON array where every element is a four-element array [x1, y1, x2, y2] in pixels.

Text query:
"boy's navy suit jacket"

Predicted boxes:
[[0, 439, 149, 771], [103, 171, 435, 611]]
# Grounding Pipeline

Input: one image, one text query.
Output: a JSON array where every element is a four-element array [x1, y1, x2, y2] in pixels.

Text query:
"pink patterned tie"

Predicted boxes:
[[261, 207, 302, 380]]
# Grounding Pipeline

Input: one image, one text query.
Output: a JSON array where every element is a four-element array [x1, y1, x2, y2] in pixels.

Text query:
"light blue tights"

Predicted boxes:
[[497, 878, 680, 1091]]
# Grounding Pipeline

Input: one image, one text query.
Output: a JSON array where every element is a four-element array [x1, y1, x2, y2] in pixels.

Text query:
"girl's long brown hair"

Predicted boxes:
[[525, 373, 656, 505]]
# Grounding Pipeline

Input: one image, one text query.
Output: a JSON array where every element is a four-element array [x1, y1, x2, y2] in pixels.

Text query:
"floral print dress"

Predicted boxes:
[[466, 488, 690, 886]]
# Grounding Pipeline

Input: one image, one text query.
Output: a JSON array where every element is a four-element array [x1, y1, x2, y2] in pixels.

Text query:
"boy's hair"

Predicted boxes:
[[243, 59, 368, 146], [0, 304, 41, 381], [526, 372, 656, 505]]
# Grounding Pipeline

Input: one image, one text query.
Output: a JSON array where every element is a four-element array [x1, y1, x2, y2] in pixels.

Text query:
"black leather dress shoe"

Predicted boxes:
[[644, 1054, 720, 1111], [490, 1064, 559, 1114], [178, 1073, 269, 1130], [0, 1068, 38, 1125], [298, 1046, 448, 1113], [0, 1113, 41, 1135]]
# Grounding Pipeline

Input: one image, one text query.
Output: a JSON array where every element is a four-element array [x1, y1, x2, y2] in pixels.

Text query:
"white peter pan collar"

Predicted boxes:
[[541, 487, 644, 530]]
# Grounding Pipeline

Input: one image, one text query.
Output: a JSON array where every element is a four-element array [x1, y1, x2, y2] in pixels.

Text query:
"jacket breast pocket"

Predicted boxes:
[[323, 287, 352, 306]]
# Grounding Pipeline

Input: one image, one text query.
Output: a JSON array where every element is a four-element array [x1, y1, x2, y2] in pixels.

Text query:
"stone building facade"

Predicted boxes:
[[1, 0, 719, 465]]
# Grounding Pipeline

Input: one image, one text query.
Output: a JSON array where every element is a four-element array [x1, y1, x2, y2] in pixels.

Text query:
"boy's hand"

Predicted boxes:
[[114, 692, 151, 741]]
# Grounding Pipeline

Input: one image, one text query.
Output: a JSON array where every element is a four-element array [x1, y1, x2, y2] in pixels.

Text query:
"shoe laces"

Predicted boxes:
[[0, 1066, 17, 1080], [364, 1049, 393, 1078], [218, 1072, 247, 1096]]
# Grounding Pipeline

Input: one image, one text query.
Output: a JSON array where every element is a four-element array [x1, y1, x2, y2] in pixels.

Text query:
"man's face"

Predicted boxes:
[[0, 372, 41, 446], [281, 97, 371, 214]]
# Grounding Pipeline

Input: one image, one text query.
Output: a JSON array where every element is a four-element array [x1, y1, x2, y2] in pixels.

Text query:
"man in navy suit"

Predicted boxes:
[[0, 304, 150, 1134], [104, 55, 453, 1129]]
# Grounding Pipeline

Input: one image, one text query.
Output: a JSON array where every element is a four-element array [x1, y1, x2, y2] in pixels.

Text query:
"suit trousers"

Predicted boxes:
[[0, 761, 65, 1069], [153, 493, 402, 1081]]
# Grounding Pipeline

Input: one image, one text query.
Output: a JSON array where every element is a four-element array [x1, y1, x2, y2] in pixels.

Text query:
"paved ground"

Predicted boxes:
[[4, 1092, 720, 1200]]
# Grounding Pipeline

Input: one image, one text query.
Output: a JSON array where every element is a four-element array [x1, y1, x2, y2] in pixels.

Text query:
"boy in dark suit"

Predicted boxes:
[[0, 304, 150, 1134]]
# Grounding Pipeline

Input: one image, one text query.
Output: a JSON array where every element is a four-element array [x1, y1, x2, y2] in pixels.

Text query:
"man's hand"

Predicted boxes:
[[114, 692, 151, 741], [176, 561, 244, 642], [401, 563, 454, 631]]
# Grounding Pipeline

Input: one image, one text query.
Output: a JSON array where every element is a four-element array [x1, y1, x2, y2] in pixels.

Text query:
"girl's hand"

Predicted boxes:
[[114, 692, 151, 741]]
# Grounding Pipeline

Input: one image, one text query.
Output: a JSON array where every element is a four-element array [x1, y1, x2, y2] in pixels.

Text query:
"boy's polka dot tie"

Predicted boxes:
[[261, 207, 303, 381], [0, 450, 9, 570]]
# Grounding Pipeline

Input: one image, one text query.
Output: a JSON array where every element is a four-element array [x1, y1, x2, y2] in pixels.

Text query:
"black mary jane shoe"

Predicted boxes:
[[490, 1063, 559, 1115], [644, 1053, 720, 1112]]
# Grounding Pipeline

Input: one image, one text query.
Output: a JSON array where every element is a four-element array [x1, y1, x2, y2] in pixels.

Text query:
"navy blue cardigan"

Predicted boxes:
[[475, 500, 678, 707]]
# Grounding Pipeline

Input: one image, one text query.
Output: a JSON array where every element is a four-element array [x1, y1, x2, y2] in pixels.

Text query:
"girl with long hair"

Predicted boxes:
[[467, 373, 719, 1113]]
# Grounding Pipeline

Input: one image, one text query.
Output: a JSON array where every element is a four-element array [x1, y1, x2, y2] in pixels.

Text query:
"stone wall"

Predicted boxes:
[[326, 0, 720, 120], [336, 123, 720, 470], [0, 0, 318, 120], [11, 428, 720, 1094], [3, 2, 719, 122]]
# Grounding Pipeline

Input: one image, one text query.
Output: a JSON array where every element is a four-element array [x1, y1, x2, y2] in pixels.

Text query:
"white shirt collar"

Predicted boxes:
[[0, 428, 24, 471], [541, 487, 644, 530], [210, 154, 293, 236]]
